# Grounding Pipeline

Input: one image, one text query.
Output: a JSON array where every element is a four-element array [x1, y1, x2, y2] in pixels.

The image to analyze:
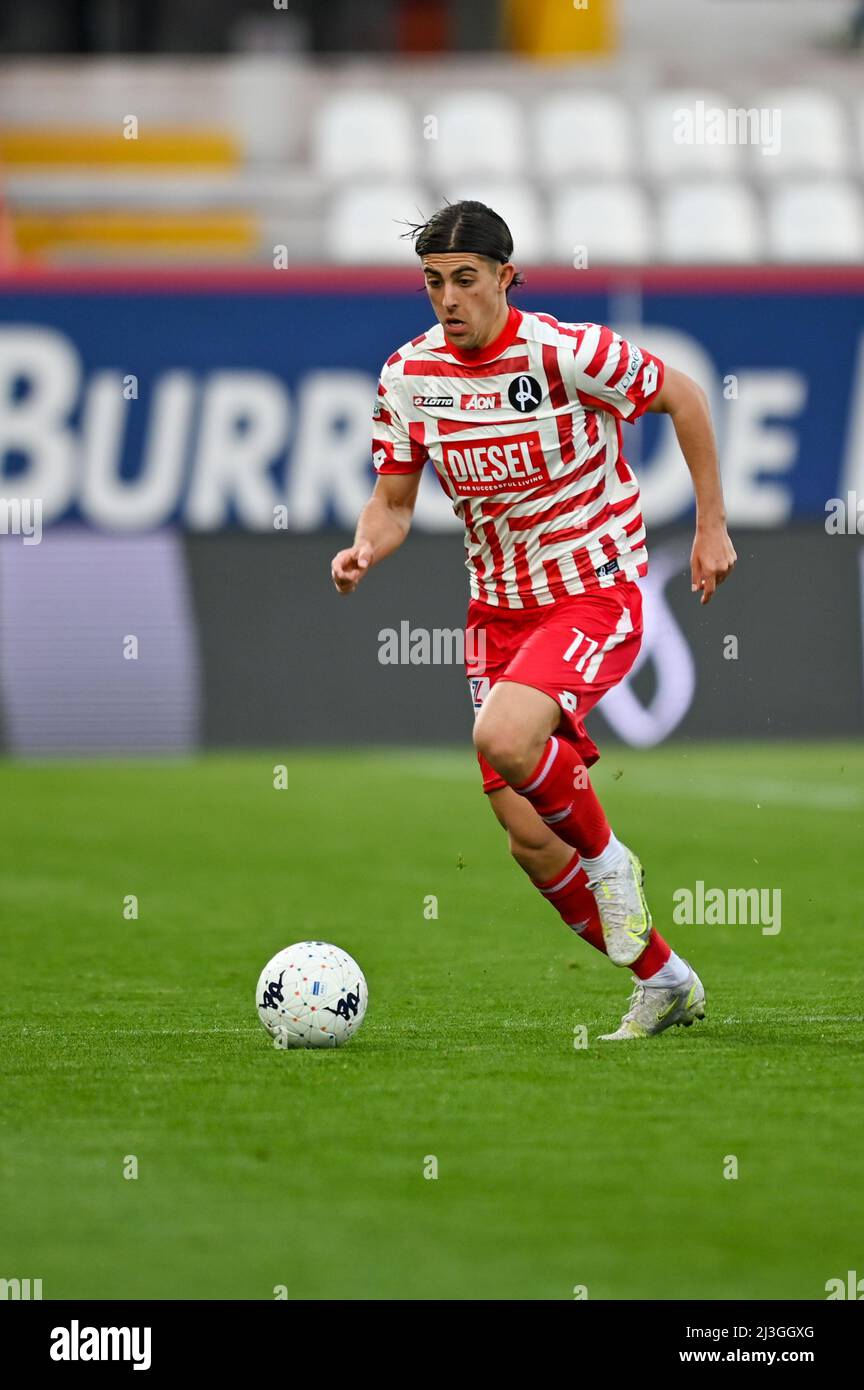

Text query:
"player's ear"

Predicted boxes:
[[498, 262, 516, 294]]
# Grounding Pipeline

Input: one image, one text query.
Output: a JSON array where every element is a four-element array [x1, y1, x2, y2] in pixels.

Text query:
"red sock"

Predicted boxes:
[[535, 851, 607, 954], [630, 929, 672, 979], [515, 736, 611, 858], [536, 849, 674, 975]]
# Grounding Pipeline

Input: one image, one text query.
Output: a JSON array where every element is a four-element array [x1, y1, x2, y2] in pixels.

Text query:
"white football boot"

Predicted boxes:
[[598, 962, 706, 1041], [586, 847, 653, 966]]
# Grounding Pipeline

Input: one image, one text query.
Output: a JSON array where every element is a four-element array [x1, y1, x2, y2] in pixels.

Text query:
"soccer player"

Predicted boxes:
[[331, 201, 736, 1040]]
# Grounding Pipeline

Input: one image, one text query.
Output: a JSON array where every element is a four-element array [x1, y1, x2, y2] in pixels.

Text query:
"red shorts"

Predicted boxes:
[[465, 582, 644, 793]]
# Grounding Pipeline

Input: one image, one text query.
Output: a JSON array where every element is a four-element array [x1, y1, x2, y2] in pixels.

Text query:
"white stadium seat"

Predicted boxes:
[[425, 92, 526, 178], [326, 183, 428, 263], [767, 180, 864, 263], [751, 89, 849, 177], [534, 92, 634, 179], [659, 181, 763, 263], [312, 92, 414, 179], [437, 183, 545, 262], [642, 90, 740, 176], [550, 184, 654, 265]]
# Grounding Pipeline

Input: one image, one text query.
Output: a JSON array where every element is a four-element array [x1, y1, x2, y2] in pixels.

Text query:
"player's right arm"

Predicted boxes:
[[331, 470, 421, 595], [331, 359, 427, 595]]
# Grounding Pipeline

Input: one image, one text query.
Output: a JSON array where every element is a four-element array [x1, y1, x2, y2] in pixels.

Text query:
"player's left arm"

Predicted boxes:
[[647, 366, 737, 605]]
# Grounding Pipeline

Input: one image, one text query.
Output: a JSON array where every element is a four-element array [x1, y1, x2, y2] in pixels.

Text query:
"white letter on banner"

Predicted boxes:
[[186, 372, 289, 529], [0, 327, 80, 521], [722, 370, 805, 525], [81, 371, 195, 528], [286, 371, 378, 529]]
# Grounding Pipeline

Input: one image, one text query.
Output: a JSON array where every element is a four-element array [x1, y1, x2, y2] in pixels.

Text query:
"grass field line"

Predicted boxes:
[[4, 1025, 257, 1036], [398, 761, 861, 809], [645, 778, 863, 810], [4, 1014, 864, 1039]]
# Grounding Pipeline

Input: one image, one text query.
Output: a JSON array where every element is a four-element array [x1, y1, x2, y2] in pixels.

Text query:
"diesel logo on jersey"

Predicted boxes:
[[440, 431, 549, 495]]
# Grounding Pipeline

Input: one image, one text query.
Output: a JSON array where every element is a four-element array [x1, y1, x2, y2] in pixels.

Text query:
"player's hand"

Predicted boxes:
[[691, 523, 736, 605], [331, 541, 374, 594]]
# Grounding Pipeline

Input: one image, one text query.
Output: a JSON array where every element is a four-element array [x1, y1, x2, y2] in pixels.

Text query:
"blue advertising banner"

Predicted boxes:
[[0, 268, 862, 535]]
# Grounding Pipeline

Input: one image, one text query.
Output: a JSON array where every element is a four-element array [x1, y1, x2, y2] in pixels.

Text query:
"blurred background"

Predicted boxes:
[[0, 0, 862, 754]]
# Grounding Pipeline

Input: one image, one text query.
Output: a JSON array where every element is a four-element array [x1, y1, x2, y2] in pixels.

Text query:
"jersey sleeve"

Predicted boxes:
[[570, 324, 665, 422], [371, 365, 429, 475]]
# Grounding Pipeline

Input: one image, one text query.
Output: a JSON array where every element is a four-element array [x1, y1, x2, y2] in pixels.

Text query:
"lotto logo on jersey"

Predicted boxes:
[[460, 392, 501, 410], [641, 361, 659, 395], [440, 431, 549, 495]]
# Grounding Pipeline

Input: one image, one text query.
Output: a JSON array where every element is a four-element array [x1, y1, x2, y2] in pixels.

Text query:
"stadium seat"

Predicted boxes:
[[534, 93, 634, 178], [550, 184, 654, 265], [751, 89, 849, 177], [326, 183, 427, 263], [425, 92, 526, 178], [312, 92, 414, 179], [436, 183, 545, 262], [0, 127, 240, 168], [658, 181, 762, 263], [767, 180, 864, 262], [642, 90, 740, 176]]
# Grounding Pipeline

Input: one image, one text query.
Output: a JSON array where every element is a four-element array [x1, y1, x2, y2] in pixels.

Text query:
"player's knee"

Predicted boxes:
[[473, 710, 537, 782]]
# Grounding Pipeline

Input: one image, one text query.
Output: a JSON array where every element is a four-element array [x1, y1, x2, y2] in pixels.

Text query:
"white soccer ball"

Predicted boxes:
[[255, 941, 368, 1049]]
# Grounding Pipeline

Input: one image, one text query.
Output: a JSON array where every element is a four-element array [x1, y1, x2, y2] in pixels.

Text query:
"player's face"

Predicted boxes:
[[421, 253, 513, 349]]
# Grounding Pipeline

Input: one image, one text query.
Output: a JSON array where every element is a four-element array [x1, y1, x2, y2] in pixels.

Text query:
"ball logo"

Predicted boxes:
[[325, 985, 362, 1020], [260, 971, 286, 1009], [507, 375, 542, 413]]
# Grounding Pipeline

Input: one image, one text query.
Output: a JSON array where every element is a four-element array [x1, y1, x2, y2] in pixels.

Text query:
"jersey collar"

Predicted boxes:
[[440, 304, 523, 364]]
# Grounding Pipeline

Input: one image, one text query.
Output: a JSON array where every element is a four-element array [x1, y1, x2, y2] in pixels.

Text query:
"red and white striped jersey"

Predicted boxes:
[[372, 304, 665, 608]]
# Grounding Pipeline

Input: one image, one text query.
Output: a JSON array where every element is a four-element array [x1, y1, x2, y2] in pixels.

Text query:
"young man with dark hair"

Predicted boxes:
[[331, 200, 736, 1040]]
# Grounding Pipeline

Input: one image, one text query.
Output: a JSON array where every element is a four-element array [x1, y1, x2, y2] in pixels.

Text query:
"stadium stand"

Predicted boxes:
[[1, 29, 863, 267]]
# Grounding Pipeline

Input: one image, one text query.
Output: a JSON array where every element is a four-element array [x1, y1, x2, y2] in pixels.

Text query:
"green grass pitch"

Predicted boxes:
[[1, 742, 862, 1301]]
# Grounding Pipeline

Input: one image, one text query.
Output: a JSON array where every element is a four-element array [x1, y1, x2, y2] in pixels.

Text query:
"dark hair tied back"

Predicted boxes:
[[401, 199, 525, 298]]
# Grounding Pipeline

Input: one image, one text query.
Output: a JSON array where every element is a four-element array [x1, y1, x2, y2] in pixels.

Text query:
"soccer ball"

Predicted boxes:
[[255, 941, 368, 1049]]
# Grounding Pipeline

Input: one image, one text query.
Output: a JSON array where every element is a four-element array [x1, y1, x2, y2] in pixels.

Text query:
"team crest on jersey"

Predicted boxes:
[[440, 430, 548, 495], [460, 392, 501, 410], [507, 375, 543, 413], [413, 395, 454, 408]]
